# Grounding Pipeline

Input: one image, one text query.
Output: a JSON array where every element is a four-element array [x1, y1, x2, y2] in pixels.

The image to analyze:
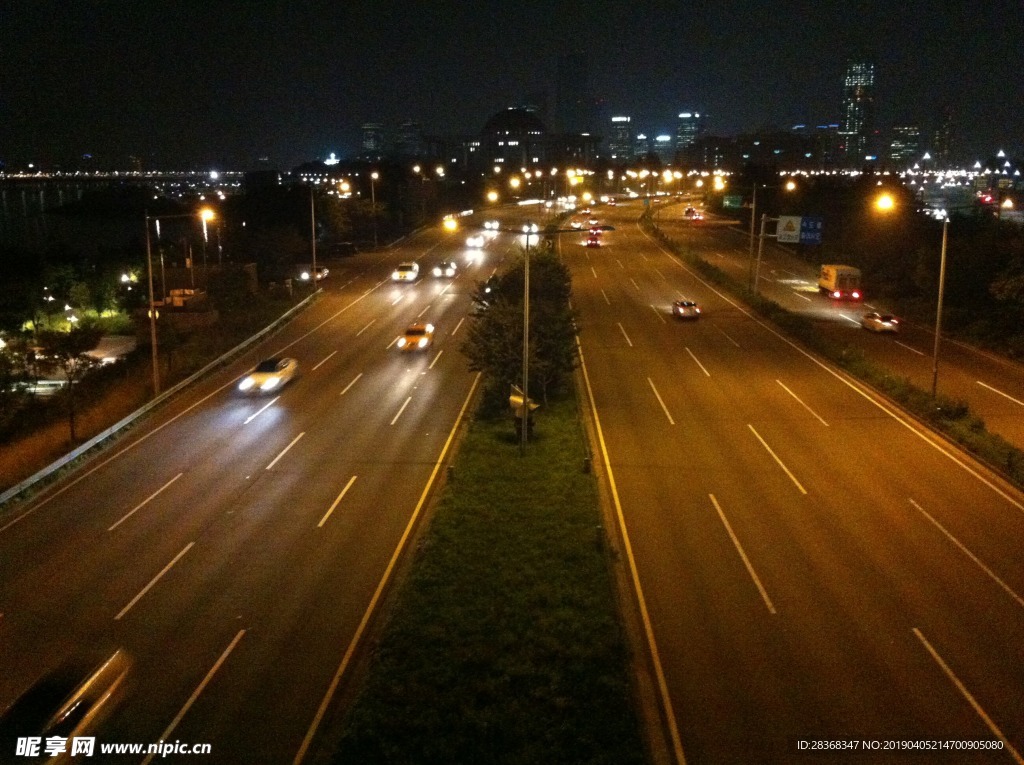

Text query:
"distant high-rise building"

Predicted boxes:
[[608, 116, 633, 161], [675, 112, 704, 152], [932, 104, 956, 167], [889, 125, 921, 167], [394, 120, 424, 158], [361, 123, 386, 160], [555, 51, 592, 134], [838, 58, 876, 165], [653, 135, 675, 164], [633, 133, 651, 161]]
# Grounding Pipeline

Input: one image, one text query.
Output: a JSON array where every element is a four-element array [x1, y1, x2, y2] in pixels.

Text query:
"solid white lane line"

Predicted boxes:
[[339, 373, 363, 396], [356, 319, 376, 336], [913, 628, 1024, 764], [618, 323, 634, 347], [391, 397, 412, 425], [576, 347, 687, 765], [450, 317, 466, 336], [295, 374, 482, 765], [791, 291, 812, 302], [647, 378, 675, 425], [428, 349, 444, 369], [601, 289, 611, 305], [685, 347, 710, 377], [650, 305, 667, 323], [108, 473, 183, 531], [141, 630, 247, 765], [839, 313, 860, 326], [748, 424, 808, 494], [318, 476, 358, 528], [776, 380, 829, 426], [709, 495, 777, 614], [265, 432, 305, 470], [909, 499, 1024, 609], [244, 396, 280, 425], [115, 542, 194, 620], [977, 380, 1024, 408], [312, 350, 337, 370]]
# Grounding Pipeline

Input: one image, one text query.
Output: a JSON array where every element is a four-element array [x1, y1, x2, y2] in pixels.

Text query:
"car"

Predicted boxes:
[[570, 220, 583, 229], [579, 207, 592, 215], [432, 260, 457, 278], [683, 206, 704, 221], [238, 357, 299, 393], [391, 262, 420, 282], [861, 312, 899, 333], [397, 322, 435, 351], [588, 217, 599, 227], [0, 650, 131, 763], [672, 299, 702, 319], [298, 266, 329, 282], [465, 234, 485, 249], [607, 198, 617, 206], [585, 235, 601, 247]]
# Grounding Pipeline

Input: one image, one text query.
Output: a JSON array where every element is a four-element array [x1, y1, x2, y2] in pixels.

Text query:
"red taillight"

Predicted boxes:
[[832, 291, 841, 298], [852, 291, 861, 299]]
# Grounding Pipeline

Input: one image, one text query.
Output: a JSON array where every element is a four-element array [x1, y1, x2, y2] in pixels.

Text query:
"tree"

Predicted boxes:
[[36, 326, 103, 443], [460, 246, 577, 414]]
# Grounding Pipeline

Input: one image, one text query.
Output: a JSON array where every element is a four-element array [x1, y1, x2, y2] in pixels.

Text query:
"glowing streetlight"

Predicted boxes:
[[486, 190, 499, 203], [370, 171, 379, 248]]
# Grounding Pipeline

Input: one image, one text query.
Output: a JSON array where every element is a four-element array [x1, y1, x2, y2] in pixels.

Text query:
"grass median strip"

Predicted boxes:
[[331, 395, 648, 764]]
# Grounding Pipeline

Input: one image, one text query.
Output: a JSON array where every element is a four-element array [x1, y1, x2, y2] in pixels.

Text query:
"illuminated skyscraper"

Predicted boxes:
[[675, 112, 704, 151], [608, 116, 633, 161], [838, 59, 876, 165]]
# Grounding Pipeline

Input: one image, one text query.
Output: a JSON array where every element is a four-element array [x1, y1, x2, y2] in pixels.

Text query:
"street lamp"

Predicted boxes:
[[370, 172, 379, 248], [143, 208, 211, 396], [507, 220, 615, 453]]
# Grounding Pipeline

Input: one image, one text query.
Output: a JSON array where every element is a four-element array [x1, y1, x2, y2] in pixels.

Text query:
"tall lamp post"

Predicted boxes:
[[370, 171, 379, 248], [309, 185, 318, 288], [507, 220, 615, 453], [143, 208, 214, 396], [931, 217, 949, 398]]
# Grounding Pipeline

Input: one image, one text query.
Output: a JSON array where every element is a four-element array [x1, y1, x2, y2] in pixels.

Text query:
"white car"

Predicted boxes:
[[238, 357, 299, 393], [861, 312, 899, 333], [466, 235, 485, 248], [392, 262, 420, 282], [298, 266, 329, 282]]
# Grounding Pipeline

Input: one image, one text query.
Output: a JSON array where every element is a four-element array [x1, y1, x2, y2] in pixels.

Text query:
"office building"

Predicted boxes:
[[675, 112, 704, 151], [608, 116, 632, 161], [361, 123, 386, 160], [889, 125, 921, 167], [838, 58, 876, 166]]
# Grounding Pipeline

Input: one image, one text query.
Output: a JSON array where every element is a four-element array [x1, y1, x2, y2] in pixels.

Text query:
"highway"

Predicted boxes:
[[569, 200, 1024, 763], [0, 224, 509, 763], [656, 204, 1024, 451]]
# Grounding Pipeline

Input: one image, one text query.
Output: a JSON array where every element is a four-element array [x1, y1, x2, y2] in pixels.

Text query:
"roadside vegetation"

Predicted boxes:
[[331, 399, 646, 765], [643, 203, 1024, 489], [330, 238, 649, 763]]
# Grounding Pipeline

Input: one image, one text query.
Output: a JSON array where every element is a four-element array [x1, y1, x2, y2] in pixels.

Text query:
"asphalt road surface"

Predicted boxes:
[[0, 221, 515, 764], [568, 199, 1024, 764]]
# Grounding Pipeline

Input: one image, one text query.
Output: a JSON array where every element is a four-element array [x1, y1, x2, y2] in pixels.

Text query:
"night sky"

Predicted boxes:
[[2, 0, 1020, 170]]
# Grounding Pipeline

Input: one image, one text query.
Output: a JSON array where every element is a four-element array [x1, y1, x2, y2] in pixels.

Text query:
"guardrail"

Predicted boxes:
[[0, 293, 317, 510]]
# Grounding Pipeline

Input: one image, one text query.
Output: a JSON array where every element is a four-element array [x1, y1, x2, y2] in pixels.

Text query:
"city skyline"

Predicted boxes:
[[2, 0, 1020, 170]]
